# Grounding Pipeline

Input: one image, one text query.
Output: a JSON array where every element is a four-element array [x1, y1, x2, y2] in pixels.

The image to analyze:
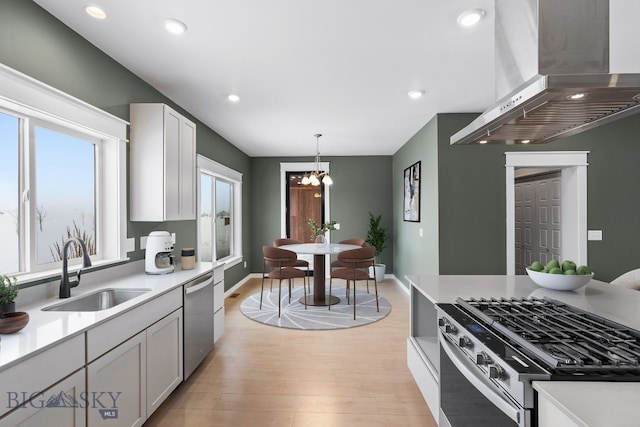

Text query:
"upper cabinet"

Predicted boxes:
[[130, 103, 196, 221]]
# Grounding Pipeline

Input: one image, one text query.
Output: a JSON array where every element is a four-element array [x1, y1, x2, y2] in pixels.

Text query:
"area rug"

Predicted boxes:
[[240, 285, 391, 330]]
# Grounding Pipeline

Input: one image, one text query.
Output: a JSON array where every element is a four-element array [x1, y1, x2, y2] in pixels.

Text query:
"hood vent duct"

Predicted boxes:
[[451, 0, 640, 145]]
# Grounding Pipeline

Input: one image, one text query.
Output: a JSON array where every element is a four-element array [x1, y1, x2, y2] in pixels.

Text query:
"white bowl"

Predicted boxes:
[[526, 268, 594, 291]]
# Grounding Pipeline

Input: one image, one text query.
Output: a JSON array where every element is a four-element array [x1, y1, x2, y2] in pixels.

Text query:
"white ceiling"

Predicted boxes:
[[33, 0, 495, 157]]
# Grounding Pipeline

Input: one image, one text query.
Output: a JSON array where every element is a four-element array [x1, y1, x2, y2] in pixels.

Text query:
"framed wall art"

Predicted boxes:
[[403, 161, 421, 222]]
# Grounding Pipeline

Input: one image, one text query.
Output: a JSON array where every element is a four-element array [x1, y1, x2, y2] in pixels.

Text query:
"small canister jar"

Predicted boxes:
[[181, 248, 196, 270]]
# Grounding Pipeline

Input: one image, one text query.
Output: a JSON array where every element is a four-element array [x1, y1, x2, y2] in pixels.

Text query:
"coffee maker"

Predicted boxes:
[[145, 231, 175, 274]]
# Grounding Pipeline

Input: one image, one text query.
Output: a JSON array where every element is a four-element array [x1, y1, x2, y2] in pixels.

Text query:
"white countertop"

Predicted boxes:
[[0, 262, 215, 370], [533, 381, 640, 427], [406, 274, 640, 331], [406, 274, 640, 426]]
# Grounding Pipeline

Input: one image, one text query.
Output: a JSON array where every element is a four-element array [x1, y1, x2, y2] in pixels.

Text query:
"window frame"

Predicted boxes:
[[196, 155, 243, 269], [0, 63, 128, 282]]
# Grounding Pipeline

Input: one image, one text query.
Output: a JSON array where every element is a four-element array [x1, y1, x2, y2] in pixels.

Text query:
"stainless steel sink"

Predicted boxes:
[[42, 288, 152, 312]]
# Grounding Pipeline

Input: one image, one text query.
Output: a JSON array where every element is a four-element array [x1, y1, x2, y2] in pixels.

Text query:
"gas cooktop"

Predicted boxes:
[[457, 297, 640, 376]]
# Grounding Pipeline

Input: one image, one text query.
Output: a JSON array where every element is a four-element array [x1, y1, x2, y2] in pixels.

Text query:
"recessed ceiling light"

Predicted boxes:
[[164, 18, 187, 35], [85, 5, 107, 20], [478, 140, 488, 144], [457, 9, 486, 27], [227, 94, 240, 103], [408, 90, 426, 99], [521, 139, 531, 144]]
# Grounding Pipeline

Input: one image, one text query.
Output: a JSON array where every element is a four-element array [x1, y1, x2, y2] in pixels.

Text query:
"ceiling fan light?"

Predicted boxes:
[[164, 18, 188, 35], [457, 9, 486, 27]]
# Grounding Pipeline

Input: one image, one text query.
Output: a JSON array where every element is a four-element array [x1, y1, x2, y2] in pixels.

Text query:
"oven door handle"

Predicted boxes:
[[439, 330, 521, 424]]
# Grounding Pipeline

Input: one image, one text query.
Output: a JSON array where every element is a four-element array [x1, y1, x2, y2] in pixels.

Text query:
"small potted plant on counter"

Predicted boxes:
[[0, 273, 19, 315], [366, 212, 389, 282], [308, 218, 337, 245], [0, 273, 29, 334]]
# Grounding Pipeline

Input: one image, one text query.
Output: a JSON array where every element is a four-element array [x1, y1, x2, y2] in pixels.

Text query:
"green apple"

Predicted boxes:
[[576, 265, 592, 275], [561, 260, 577, 272], [530, 261, 544, 272]]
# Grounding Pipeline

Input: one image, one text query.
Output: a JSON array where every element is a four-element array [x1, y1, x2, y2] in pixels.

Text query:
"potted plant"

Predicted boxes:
[[308, 218, 337, 245], [0, 273, 19, 315], [366, 212, 389, 282]]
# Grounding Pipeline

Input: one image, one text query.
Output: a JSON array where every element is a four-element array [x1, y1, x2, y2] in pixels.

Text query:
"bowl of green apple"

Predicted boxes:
[[526, 260, 594, 291]]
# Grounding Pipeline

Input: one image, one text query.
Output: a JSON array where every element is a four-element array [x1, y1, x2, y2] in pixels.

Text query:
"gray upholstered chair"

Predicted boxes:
[[329, 246, 378, 319]]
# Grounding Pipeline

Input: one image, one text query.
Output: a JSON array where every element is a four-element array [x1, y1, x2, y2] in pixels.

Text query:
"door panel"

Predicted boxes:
[[515, 173, 561, 274]]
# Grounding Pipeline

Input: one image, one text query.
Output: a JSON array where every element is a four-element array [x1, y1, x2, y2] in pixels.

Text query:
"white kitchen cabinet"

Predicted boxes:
[[407, 281, 440, 425], [87, 331, 146, 427], [129, 103, 196, 221], [86, 288, 183, 426], [0, 369, 86, 427], [146, 308, 183, 415], [0, 334, 85, 419], [213, 264, 225, 343]]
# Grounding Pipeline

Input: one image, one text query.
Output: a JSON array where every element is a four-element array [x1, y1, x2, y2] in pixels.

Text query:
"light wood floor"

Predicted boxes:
[[145, 277, 437, 427]]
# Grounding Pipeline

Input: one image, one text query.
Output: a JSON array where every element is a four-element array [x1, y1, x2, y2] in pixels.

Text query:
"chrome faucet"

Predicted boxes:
[[59, 237, 92, 298]]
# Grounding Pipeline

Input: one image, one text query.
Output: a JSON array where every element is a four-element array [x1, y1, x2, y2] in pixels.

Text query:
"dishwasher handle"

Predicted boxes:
[[184, 272, 214, 295]]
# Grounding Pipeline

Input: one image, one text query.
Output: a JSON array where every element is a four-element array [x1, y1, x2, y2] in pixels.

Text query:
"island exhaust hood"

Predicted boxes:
[[451, 0, 640, 145]]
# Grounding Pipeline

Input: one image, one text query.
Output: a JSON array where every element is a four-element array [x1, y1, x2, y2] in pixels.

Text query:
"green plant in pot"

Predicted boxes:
[[0, 274, 19, 316], [308, 218, 337, 244], [365, 212, 389, 282]]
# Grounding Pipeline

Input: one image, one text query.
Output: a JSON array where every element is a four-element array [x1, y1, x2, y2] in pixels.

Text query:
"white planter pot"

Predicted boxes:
[[369, 264, 386, 282]]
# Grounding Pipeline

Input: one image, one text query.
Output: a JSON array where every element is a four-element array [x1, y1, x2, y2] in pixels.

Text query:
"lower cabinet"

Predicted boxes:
[[0, 369, 86, 427], [146, 308, 183, 414], [87, 307, 183, 427], [87, 331, 146, 427]]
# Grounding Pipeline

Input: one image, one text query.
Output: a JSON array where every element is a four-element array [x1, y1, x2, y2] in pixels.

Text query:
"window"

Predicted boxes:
[[197, 155, 242, 266], [0, 64, 127, 279]]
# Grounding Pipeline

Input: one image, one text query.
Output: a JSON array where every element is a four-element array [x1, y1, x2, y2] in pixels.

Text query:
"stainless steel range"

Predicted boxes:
[[436, 297, 640, 427]]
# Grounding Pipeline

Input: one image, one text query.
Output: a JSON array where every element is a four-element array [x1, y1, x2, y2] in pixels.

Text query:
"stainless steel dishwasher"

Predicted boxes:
[[183, 269, 214, 379]]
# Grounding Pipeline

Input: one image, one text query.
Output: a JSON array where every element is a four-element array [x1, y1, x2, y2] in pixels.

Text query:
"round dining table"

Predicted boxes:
[[281, 243, 360, 306]]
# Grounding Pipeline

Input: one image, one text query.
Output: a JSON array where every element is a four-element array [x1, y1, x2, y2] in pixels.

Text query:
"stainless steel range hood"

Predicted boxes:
[[451, 0, 640, 145]]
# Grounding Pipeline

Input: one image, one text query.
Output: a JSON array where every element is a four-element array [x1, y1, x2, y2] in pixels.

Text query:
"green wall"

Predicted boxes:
[[396, 112, 640, 283], [250, 156, 393, 273], [392, 116, 440, 286], [0, 0, 252, 289]]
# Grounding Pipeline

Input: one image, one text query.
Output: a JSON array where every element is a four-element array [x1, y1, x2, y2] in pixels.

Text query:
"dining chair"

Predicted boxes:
[[330, 238, 367, 293], [329, 246, 379, 319], [273, 238, 311, 292], [261, 246, 307, 317]]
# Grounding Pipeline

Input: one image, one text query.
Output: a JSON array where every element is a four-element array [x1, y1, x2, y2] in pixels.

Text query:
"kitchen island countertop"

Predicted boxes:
[[407, 274, 640, 427]]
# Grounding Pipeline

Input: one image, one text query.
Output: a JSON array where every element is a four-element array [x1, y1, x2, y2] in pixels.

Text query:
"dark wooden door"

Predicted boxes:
[[286, 172, 324, 242]]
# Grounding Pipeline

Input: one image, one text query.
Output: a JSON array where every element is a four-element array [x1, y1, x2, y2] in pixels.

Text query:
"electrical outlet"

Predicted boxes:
[[587, 230, 603, 241], [244, 261, 247, 268], [419, 228, 423, 237], [125, 237, 135, 252], [140, 236, 147, 250], [171, 233, 176, 244]]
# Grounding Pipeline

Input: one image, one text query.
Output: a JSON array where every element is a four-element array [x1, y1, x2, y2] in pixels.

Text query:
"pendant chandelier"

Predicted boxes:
[[301, 133, 333, 186]]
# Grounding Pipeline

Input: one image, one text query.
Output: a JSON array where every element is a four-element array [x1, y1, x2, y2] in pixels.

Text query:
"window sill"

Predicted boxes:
[[220, 256, 243, 270]]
